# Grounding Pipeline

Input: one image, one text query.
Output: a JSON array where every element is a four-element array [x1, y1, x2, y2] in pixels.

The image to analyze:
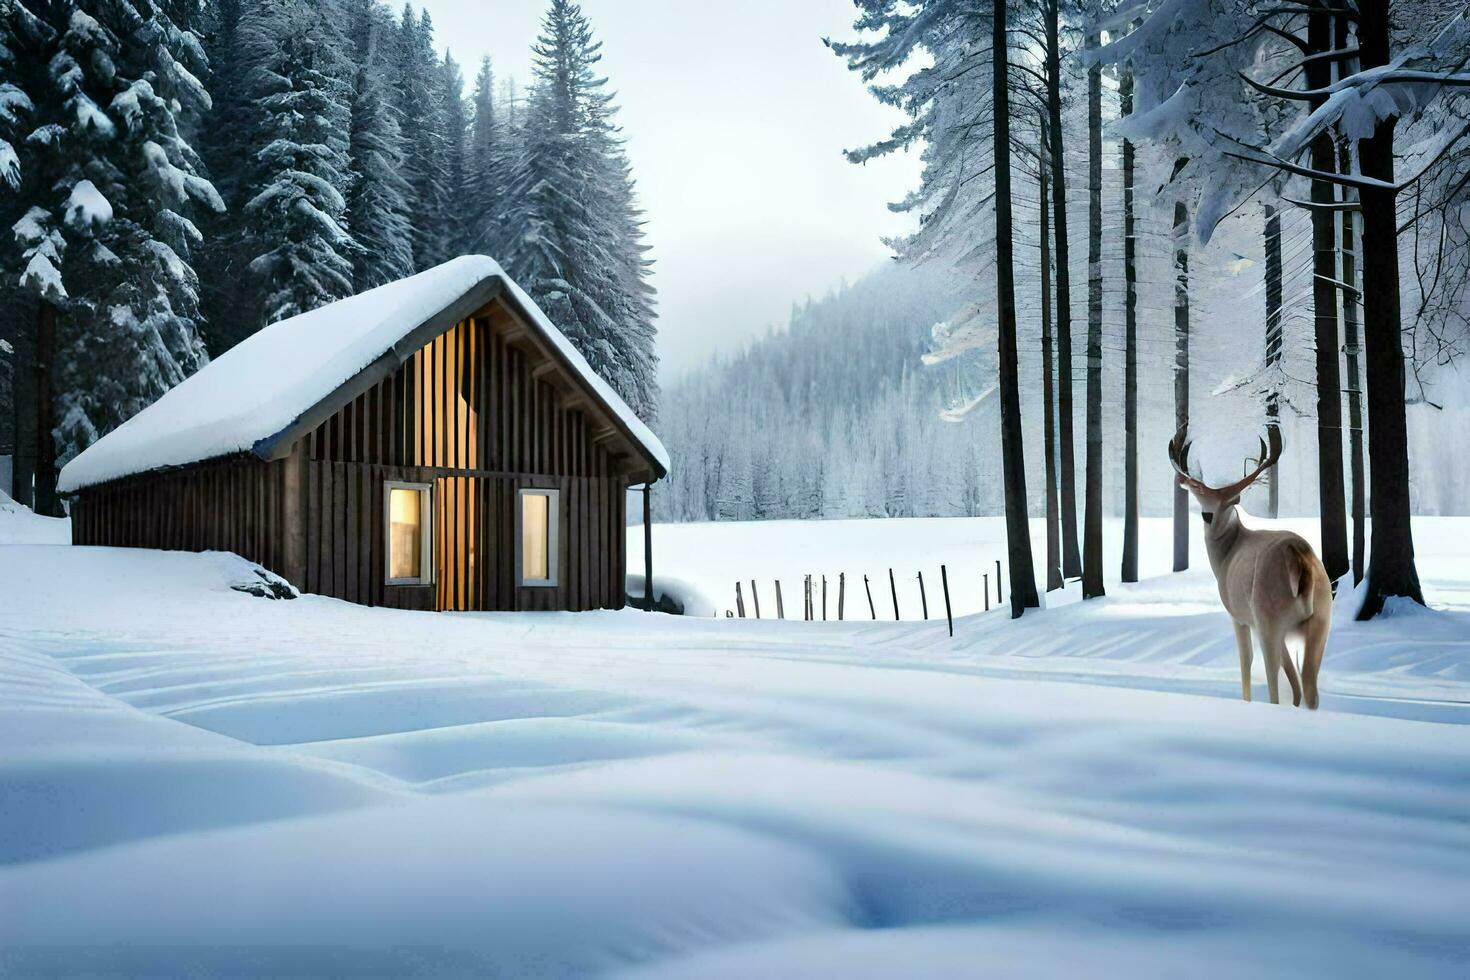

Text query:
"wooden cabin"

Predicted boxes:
[[57, 256, 668, 612]]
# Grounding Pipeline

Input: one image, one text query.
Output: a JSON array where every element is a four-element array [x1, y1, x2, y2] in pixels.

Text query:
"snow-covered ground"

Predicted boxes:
[[0, 489, 69, 545], [3, 507, 1469, 975]]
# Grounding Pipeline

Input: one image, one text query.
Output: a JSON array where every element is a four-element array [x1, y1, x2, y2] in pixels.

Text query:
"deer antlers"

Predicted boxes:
[[1169, 424, 1283, 499]]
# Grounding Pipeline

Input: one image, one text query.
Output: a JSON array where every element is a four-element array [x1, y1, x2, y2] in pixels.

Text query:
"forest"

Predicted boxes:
[[666, 0, 1470, 623], [659, 263, 1470, 526], [670, 1, 1470, 620], [0, 0, 657, 514], [6, 0, 1470, 627]]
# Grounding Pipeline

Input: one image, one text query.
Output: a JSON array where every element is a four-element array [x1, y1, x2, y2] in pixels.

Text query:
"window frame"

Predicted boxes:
[[384, 481, 435, 587], [517, 487, 560, 588]]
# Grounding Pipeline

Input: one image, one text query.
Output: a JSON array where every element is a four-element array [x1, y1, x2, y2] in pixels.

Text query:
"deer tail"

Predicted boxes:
[[1285, 540, 1318, 613]]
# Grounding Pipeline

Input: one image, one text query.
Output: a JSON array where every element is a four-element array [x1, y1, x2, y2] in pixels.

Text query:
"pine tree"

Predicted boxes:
[[1263, 196, 1283, 518], [197, 0, 258, 353], [1120, 40, 1139, 584], [501, 0, 658, 422], [1172, 192, 1191, 573], [993, 0, 1040, 616], [239, 0, 358, 325], [3, 0, 221, 502], [1082, 8, 1105, 599], [1304, 8, 1348, 583], [465, 56, 505, 251], [345, 0, 413, 289], [1043, 0, 1082, 581], [1039, 110, 1063, 592], [433, 50, 469, 261], [390, 4, 447, 271]]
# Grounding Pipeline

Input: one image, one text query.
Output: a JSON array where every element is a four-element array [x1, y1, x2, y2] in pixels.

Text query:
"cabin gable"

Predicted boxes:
[[287, 297, 632, 612]]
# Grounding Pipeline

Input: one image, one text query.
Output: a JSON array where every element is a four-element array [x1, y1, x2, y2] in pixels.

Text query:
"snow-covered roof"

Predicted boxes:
[[58, 256, 668, 493]]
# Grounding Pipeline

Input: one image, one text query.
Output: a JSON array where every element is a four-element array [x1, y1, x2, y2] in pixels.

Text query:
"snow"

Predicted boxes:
[[2, 514, 1468, 974], [62, 178, 112, 231], [625, 572, 718, 617], [57, 255, 668, 493], [0, 490, 69, 545], [0, 139, 17, 189], [11, 205, 49, 245]]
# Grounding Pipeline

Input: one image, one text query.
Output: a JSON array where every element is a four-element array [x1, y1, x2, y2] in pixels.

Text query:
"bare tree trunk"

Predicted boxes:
[[993, 0, 1040, 618], [33, 299, 59, 517], [1173, 197, 1190, 573], [1263, 198, 1284, 519], [1040, 112, 1063, 592], [1082, 19, 1104, 599], [9, 299, 34, 508], [1045, 0, 1081, 580], [1120, 45, 1139, 584], [1339, 159, 1366, 585], [1356, 0, 1423, 618], [1307, 10, 1349, 582], [1336, 17, 1366, 585]]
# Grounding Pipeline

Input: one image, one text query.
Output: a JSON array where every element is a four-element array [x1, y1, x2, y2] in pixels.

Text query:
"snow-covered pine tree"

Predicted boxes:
[[239, 0, 358, 325], [0, 0, 34, 197], [500, 0, 658, 423], [432, 50, 469, 262], [3, 0, 221, 499], [0, 0, 52, 511], [344, 0, 413, 290], [465, 57, 505, 252], [196, 0, 258, 353], [389, 4, 447, 271]]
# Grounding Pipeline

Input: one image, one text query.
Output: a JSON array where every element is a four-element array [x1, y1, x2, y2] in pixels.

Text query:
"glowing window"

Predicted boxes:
[[519, 489, 559, 587], [386, 483, 433, 584]]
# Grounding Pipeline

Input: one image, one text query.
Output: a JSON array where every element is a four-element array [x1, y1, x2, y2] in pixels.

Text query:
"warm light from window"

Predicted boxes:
[[522, 492, 549, 582], [390, 487, 424, 580]]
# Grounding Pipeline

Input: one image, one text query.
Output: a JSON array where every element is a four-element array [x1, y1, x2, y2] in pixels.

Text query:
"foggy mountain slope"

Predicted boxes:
[[658, 246, 1470, 522], [655, 264, 992, 521]]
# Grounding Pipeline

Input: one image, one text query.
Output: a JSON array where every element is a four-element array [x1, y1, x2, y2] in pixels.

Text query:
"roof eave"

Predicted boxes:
[[494, 286, 667, 483]]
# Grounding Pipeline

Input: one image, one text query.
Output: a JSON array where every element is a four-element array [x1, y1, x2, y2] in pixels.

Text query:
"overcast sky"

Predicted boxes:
[[413, 0, 921, 380]]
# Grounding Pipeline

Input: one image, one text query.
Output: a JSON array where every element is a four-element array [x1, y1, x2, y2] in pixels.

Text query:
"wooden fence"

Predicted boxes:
[[726, 559, 1008, 636]]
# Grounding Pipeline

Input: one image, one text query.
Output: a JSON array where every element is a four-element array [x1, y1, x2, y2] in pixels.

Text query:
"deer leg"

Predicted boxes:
[[1260, 630, 1284, 705], [1233, 621, 1253, 702], [1281, 644, 1303, 707], [1300, 613, 1329, 711]]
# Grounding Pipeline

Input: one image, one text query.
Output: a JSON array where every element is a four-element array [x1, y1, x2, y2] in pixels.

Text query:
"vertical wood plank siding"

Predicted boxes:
[[71, 304, 639, 613]]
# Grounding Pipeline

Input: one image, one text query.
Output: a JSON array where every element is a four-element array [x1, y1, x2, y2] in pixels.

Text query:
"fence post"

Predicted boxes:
[[996, 559, 1003, 605], [889, 568, 900, 620], [751, 580, 761, 619], [735, 581, 746, 618], [918, 571, 929, 619], [805, 575, 812, 621], [864, 574, 876, 620], [838, 573, 846, 620], [822, 575, 828, 621], [775, 580, 785, 619], [983, 573, 990, 611], [941, 564, 953, 637]]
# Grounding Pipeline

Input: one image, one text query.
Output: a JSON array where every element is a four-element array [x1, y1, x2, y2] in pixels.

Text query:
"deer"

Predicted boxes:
[[1168, 426, 1331, 709]]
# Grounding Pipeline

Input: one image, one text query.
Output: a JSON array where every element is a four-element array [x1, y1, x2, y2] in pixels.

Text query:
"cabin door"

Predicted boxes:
[[435, 476, 483, 611]]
